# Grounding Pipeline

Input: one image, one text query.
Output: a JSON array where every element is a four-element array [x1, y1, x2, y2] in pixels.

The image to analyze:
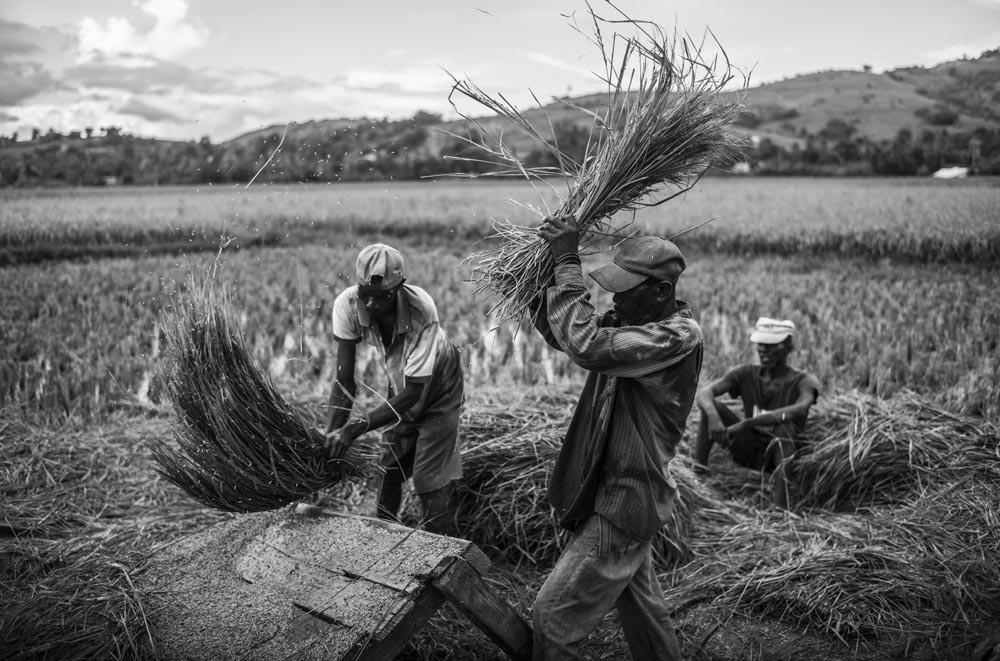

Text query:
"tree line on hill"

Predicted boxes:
[[1, 110, 998, 187], [742, 119, 999, 176]]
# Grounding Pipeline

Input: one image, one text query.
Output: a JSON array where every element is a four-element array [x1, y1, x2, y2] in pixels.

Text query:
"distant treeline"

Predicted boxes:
[[1, 111, 999, 187], [743, 119, 1000, 176]]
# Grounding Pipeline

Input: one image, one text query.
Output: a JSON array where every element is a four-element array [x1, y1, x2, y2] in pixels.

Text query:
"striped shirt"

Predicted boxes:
[[533, 260, 703, 541]]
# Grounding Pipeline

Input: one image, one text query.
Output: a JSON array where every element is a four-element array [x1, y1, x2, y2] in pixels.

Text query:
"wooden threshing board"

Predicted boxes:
[[140, 505, 531, 660]]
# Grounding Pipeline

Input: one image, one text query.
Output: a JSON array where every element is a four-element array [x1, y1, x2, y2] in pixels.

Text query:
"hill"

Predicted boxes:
[[436, 52, 1000, 161], [735, 69, 995, 146], [2, 51, 1000, 186]]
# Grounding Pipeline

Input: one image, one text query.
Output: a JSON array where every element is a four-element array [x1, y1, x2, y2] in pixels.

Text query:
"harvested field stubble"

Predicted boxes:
[[2, 384, 999, 660], [0, 416, 225, 660]]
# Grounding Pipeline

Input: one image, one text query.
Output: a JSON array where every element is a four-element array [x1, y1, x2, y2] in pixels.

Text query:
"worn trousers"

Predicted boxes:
[[532, 514, 681, 660]]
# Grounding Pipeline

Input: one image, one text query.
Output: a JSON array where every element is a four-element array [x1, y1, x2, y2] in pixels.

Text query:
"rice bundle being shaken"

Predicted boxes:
[[151, 279, 380, 512], [452, 5, 746, 323]]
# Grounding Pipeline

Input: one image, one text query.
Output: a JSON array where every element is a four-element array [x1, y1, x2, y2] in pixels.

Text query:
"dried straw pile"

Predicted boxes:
[[662, 390, 1000, 651], [452, 390, 747, 570], [453, 7, 746, 323], [793, 389, 1000, 510], [449, 387, 998, 651], [151, 281, 380, 512], [0, 415, 223, 660], [666, 481, 1000, 648]]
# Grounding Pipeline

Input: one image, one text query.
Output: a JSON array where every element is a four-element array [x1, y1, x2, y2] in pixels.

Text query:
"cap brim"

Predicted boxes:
[[750, 330, 792, 344], [358, 276, 404, 291], [588, 263, 647, 293]]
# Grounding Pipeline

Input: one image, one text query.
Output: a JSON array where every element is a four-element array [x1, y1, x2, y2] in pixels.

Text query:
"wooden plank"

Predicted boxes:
[[352, 585, 448, 661], [431, 557, 533, 660], [142, 507, 515, 660]]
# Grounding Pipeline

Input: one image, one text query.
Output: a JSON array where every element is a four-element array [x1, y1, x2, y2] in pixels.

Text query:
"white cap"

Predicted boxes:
[[749, 317, 795, 344], [355, 243, 405, 290]]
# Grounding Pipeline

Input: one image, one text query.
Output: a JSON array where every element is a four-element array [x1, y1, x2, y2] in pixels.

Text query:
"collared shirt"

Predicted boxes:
[[332, 284, 454, 407], [533, 260, 703, 541]]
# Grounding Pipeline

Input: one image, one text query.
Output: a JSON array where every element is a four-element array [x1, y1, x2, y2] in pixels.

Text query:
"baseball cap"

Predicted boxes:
[[589, 236, 686, 293], [356, 243, 405, 290], [749, 317, 795, 344]]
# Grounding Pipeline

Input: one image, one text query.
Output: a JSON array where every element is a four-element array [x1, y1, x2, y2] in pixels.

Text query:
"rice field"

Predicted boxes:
[[1, 176, 999, 660], [2, 176, 998, 263]]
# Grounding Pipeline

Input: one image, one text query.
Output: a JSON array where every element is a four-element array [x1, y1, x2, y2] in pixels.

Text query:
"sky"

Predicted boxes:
[[1, 0, 998, 143]]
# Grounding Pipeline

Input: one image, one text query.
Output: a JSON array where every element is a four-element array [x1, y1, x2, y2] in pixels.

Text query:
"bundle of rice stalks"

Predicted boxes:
[[452, 5, 746, 323], [152, 280, 380, 512], [793, 390, 1000, 510]]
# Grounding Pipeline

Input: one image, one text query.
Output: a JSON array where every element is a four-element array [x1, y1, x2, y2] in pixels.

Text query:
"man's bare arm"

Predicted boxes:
[[326, 340, 358, 434]]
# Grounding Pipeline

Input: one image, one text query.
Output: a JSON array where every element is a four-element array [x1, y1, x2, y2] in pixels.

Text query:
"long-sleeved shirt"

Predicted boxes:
[[533, 259, 703, 541]]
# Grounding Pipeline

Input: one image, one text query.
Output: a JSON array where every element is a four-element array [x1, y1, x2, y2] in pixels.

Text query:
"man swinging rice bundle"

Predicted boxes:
[[452, 5, 746, 659]]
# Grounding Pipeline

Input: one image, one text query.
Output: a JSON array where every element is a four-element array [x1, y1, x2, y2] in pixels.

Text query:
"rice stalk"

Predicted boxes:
[[151, 278, 381, 512], [449, 4, 746, 323]]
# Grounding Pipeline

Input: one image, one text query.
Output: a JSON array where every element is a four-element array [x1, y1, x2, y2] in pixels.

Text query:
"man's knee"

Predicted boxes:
[[531, 587, 569, 653]]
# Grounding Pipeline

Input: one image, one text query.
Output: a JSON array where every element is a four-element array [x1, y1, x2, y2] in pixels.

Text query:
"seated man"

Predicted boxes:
[[694, 317, 820, 508]]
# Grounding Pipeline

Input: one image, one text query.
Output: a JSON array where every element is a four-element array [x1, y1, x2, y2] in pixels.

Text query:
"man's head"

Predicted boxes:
[[750, 317, 795, 368], [589, 236, 685, 324], [356, 243, 405, 317]]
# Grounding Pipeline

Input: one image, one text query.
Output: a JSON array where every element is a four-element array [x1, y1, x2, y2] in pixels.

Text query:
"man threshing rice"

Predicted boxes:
[[693, 317, 820, 509], [528, 216, 702, 660], [314, 243, 464, 536]]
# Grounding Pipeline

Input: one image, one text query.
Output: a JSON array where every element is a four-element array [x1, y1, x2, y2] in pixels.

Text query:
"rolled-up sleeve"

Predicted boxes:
[[545, 260, 702, 378], [332, 290, 362, 342], [404, 323, 440, 382]]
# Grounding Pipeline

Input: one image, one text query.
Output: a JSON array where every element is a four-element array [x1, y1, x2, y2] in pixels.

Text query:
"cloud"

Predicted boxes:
[[0, 23, 42, 57], [341, 66, 451, 95], [76, 0, 208, 64], [520, 51, 593, 79], [0, 20, 76, 104], [67, 59, 227, 95], [922, 31, 1000, 63], [118, 97, 182, 122], [0, 60, 60, 105], [0, 109, 18, 122]]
